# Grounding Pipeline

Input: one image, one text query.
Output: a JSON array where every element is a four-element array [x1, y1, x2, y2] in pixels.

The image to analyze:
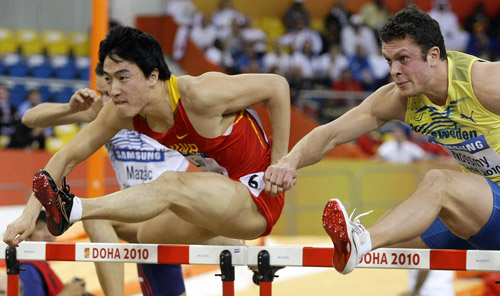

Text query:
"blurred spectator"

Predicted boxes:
[[348, 44, 376, 90], [340, 14, 379, 57], [283, 0, 310, 33], [212, 0, 246, 38], [280, 17, 323, 56], [20, 211, 92, 296], [359, 0, 389, 31], [290, 39, 316, 80], [313, 44, 349, 86], [320, 15, 342, 54], [332, 68, 363, 94], [190, 14, 218, 51], [0, 83, 16, 136], [205, 39, 237, 73], [165, 0, 198, 27], [325, 0, 351, 31], [428, 0, 468, 51], [240, 17, 267, 56], [17, 89, 42, 117], [357, 131, 382, 156], [368, 47, 391, 88], [465, 19, 498, 61], [235, 41, 264, 73], [377, 123, 425, 164], [321, 68, 363, 121], [263, 39, 291, 74], [8, 89, 45, 149], [166, 0, 199, 60], [464, 2, 490, 34]]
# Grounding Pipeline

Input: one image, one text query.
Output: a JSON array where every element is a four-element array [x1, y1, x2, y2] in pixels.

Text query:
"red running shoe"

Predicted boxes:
[[322, 199, 372, 274], [32, 170, 73, 236]]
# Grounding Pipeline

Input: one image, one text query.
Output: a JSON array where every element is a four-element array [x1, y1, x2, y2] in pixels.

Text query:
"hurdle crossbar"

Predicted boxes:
[[3, 242, 500, 296], [2, 242, 500, 271]]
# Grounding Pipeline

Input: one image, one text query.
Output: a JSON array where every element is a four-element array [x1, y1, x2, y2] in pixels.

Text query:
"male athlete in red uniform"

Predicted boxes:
[[4, 26, 291, 252]]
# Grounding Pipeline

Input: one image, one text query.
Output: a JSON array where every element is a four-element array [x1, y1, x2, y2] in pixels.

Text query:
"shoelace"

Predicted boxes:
[[348, 208, 374, 225], [61, 176, 71, 196], [60, 176, 71, 222]]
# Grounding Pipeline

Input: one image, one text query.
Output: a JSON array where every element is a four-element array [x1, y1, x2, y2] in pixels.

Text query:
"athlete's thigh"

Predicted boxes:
[[165, 171, 267, 239], [437, 170, 493, 238], [137, 210, 217, 244], [111, 221, 141, 243]]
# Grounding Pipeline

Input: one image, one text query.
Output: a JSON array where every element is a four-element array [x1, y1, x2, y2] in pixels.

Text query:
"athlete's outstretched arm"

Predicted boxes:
[[265, 83, 407, 193], [22, 88, 102, 127], [3, 103, 131, 247]]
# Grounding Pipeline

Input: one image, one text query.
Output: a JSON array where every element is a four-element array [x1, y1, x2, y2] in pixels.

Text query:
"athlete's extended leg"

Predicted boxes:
[[369, 169, 493, 249], [82, 171, 268, 241], [324, 169, 494, 274]]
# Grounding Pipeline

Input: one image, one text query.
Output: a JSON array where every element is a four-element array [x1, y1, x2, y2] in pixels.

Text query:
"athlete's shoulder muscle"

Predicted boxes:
[[471, 61, 500, 115], [360, 82, 407, 123]]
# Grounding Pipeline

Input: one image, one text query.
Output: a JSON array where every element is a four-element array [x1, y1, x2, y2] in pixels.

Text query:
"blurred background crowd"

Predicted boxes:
[[2, 0, 500, 160]]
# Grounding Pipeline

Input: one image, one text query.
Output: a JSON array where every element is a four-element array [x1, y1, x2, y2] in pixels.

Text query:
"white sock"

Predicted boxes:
[[69, 196, 82, 223], [359, 229, 373, 258]]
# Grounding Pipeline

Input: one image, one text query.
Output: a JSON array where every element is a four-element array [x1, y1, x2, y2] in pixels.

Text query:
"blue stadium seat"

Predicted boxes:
[[9, 84, 27, 109], [51, 56, 76, 80], [53, 87, 74, 103], [27, 54, 52, 78], [75, 56, 90, 80], [31, 63, 53, 78], [78, 67, 89, 80], [38, 85, 51, 102], [8, 63, 29, 77]]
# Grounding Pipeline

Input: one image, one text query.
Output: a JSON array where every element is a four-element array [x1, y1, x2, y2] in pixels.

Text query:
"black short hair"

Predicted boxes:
[[98, 26, 171, 80], [95, 62, 104, 76], [379, 6, 447, 60]]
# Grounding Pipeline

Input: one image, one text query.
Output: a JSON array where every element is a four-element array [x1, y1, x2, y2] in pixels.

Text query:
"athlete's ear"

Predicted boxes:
[[427, 46, 440, 67], [149, 68, 159, 87]]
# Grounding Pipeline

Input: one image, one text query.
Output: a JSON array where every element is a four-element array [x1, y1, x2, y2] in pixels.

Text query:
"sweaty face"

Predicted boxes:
[[381, 38, 434, 97], [103, 56, 152, 118]]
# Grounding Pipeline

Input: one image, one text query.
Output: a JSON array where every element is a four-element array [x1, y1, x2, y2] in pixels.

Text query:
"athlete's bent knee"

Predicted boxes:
[[419, 169, 452, 203]]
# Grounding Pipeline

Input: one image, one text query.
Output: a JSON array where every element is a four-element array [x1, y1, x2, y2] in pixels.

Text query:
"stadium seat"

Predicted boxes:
[[38, 85, 51, 102], [51, 55, 76, 80], [42, 30, 70, 56], [9, 84, 27, 109], [75, 56, 90, 80], [3, 54, 28, 77], [16, 29, 43, 56], [53, 86, 74, 103], [0, 27, 18, 56], [69, 31, 90, 56], [27, 54, 53, 78]]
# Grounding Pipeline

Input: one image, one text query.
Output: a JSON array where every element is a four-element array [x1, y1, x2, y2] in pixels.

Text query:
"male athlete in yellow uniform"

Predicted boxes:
[[265, 6, 500, 274]]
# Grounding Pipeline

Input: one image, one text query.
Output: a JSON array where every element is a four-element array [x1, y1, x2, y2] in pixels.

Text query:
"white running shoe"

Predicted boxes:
[[322, 198, 372, 274]]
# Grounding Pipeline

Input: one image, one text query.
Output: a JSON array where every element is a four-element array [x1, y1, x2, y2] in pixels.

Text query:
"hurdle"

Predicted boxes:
[[3, 242, 500, 295]]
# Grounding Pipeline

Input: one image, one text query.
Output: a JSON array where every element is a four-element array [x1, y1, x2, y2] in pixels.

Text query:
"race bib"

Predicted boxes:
[[239, 172, 265, 197]]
